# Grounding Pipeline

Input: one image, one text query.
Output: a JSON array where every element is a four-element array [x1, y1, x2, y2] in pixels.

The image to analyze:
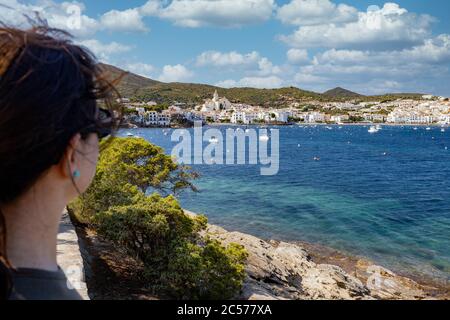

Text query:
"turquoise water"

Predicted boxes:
[[120, 125, 450, 283]]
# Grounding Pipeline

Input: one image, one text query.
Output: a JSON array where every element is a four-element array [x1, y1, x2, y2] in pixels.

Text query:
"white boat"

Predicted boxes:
[[368, 126, 379, 134], [441, 128, 445, 132], [209, 137, 219, 144], [426, 127, 431, 131], [375, 124, 382, 130], [126, 132, 134, 137], [259, 135, 269, 142], [413, 127, 418, 130]]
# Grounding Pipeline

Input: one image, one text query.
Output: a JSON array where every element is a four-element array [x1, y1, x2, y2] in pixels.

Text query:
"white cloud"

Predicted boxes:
[[139, 0, 164, 15], [279, 3, 435, 50], [215, 79, 239, 88], [257, 57, 281, 76], [287, 34, 450, 94], [287, 49, 309, 64], [277, 0, 358, 26], [100, 8, 149, 32], [158, 64, 193, 82], [78, 39, 133, 62], [196, 50, 281, 78], [313, 36, 450, 67], [0, 0, 153, 36], [407, 34, 450, 64], [196, 50, 260, 67], [294, 73, 326, 84], [0, 0, 100, 38], [121, 62, 156, 78], [216, 76, 284, 89], [140, 0, 275, 28]]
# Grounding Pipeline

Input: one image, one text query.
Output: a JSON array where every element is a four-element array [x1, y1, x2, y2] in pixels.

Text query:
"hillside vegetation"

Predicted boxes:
[[69, 138, 247, 299], [100, 63, 424, 106]]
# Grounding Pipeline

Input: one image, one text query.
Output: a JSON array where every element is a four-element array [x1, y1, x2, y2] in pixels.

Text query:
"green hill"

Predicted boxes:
[[100, 64, 321, 106], [100, 64, 423, 106], [323, 87, 362, 98], [99, 63, 161, 97]]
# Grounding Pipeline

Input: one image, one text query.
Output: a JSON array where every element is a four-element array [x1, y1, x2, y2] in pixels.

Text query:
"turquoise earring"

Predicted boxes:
[[73, 170, 81, 179]]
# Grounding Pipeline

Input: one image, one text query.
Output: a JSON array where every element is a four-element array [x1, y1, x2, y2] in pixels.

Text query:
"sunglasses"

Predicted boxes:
[[79, 108, 113, 139]]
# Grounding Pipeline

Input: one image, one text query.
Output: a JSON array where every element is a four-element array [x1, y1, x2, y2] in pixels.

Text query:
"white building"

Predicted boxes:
[[387, 111, 434, 124], [439, 115, 450, 124], [274, 111, 290, 123], [363, 113, 385, 123], [158, 113, 171, 126], [243, 112, 259, 124], [231, 111, 258, 124], [143, 111, 171, 127], [305, 112, 326, 123], [201, 90, 232, 112], [331, 115, 349, 123]]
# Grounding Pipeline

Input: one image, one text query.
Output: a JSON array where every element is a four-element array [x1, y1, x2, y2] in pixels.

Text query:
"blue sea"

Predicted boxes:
[[119, 125, 450, 283]]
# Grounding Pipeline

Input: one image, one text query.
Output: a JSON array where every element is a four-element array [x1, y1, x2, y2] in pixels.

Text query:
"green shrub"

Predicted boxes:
[[69, 137, 247, 299], [160, 239, 247, 300], [70, 137, 198, 224]]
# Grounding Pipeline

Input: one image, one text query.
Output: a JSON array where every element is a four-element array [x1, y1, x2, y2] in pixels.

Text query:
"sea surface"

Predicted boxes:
[[119, 125, 450, 283]]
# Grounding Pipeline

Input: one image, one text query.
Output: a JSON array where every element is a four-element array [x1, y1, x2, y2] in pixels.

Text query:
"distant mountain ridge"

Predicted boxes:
[[323, 87, 362, 98], [99, 63, 161, 97], [99, 63, 423, 105]]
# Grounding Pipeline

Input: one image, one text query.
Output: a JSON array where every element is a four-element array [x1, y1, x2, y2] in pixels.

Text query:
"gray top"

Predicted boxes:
[[9, 267, 84, 300]]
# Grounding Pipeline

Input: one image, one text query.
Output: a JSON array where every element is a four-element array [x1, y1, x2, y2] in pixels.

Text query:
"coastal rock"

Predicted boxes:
[[364, 265, 429, 300], [188, 211, 443, 300], [205, 223, 371, 300], [301, 264, 369, 299]]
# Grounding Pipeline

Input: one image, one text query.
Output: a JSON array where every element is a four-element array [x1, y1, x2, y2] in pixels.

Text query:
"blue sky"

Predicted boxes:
[[1, 0, 450, 96]]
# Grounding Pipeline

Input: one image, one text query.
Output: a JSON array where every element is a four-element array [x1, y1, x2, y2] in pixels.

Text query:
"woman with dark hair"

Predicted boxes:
[[0, 24, 121, 300]]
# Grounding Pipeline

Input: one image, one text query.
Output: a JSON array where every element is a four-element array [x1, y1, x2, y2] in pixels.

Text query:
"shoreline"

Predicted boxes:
[[121, 122, 447, 129], [184, 210, 449, 300], [294, 240, 449, 296], [67, 207, 449, 300], [208, 122, 447, 127]]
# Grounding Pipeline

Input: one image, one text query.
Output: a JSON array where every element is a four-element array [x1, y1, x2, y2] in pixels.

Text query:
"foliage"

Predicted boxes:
[[97, 137, 197, 194], [69, 137, 247, 299], [123, 108, 138, 115], [144, 104, 169, 113], [160, 238, 248, 300], [101, 63, 425, 107], [349, 115, 365, 122], [71, 137, 198, 224]]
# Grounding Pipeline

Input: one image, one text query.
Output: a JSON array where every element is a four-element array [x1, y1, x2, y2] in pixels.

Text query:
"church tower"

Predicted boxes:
[[213, 90, 219, 102]]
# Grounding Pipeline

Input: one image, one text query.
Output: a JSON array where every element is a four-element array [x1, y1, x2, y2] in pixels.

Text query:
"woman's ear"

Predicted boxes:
[[57, 133, 82, 179]]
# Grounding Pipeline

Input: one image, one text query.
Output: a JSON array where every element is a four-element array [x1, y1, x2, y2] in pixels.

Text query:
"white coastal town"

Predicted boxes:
[[120, 90, 450, 128]]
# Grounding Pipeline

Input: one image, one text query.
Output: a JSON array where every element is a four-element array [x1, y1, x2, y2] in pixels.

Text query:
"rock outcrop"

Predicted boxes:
[[202, 220, 442, 300]]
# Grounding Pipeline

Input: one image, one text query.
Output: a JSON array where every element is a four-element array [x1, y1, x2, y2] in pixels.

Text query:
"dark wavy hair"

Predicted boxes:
[[0, 22, 123, 299]]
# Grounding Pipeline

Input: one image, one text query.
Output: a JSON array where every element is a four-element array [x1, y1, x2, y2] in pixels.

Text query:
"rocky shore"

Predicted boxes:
[[66, 210, 448, 300], [185, 211, 448, 300]]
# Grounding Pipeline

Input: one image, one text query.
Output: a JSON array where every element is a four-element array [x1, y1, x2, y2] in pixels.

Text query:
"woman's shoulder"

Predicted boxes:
[[9, 267, 84, 300]]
